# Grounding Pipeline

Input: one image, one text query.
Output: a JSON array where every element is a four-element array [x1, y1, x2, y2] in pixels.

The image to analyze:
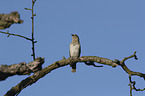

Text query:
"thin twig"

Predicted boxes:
[[31, 0, 36, 60], [121, 51, 138, 64], [119, 51, 145, 80], [25, 0, 37, 60], [0, 31, 33, 41], [129, 76, 133, 96], [129, 75, 145, 94]]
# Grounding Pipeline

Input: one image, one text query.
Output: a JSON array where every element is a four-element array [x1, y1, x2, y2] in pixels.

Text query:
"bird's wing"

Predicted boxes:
[[79, 43, 81, 57]]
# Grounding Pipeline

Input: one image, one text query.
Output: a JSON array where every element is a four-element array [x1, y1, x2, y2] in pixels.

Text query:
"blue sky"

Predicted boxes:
[[0, 0, 145, 96]]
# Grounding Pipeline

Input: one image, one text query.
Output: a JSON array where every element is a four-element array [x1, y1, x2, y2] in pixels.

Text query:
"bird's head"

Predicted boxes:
[[71, 34, 79, 42]]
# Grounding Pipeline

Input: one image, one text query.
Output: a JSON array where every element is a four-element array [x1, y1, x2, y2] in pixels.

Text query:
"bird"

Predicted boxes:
[[69, 34, 81, 73]]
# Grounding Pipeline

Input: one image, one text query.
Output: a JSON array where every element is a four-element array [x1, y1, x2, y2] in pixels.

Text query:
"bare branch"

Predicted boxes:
[[31, 0, 36, 60], [129, 75, 145, 96], [4, 56, 118, 96], [0, 31, 36, 42], [0, 57, 44, 81], [119, 52, 145, 80], [4, 54, 145, 95], [24, 0, 37, 60], [129, 76, 133, 96], [121, 51, 138, 63]]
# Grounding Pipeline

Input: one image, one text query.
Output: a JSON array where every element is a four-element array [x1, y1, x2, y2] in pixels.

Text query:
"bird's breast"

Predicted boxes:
[[69, 44, 80, 58]]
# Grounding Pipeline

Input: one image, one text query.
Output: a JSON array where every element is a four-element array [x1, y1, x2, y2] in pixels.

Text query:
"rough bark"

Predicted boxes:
[[4, 53, 145, 96], [0, 57, 44, 81], [0, 11, 23, 29]]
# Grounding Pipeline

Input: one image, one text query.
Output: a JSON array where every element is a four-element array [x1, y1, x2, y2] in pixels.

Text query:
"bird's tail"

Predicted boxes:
[[71, 63, 76, 73]]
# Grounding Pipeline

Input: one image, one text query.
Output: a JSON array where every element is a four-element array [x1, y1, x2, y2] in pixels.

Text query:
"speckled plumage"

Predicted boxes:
[[69, 34, 81, 73]]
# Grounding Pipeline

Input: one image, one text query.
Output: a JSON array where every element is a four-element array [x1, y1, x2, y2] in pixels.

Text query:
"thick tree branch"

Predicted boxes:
[[0, 57, 44, 81], [4, 56, 118, 96], [0, 11, 23, 29], [4, 54, 145, 96]]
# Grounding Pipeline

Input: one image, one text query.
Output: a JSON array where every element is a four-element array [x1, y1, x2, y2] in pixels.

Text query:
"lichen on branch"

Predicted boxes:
[[4, 56, 119, 96], [0, 57, 44, 81], [0, 11, 23, 29], [4, 52, 145, 96]]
